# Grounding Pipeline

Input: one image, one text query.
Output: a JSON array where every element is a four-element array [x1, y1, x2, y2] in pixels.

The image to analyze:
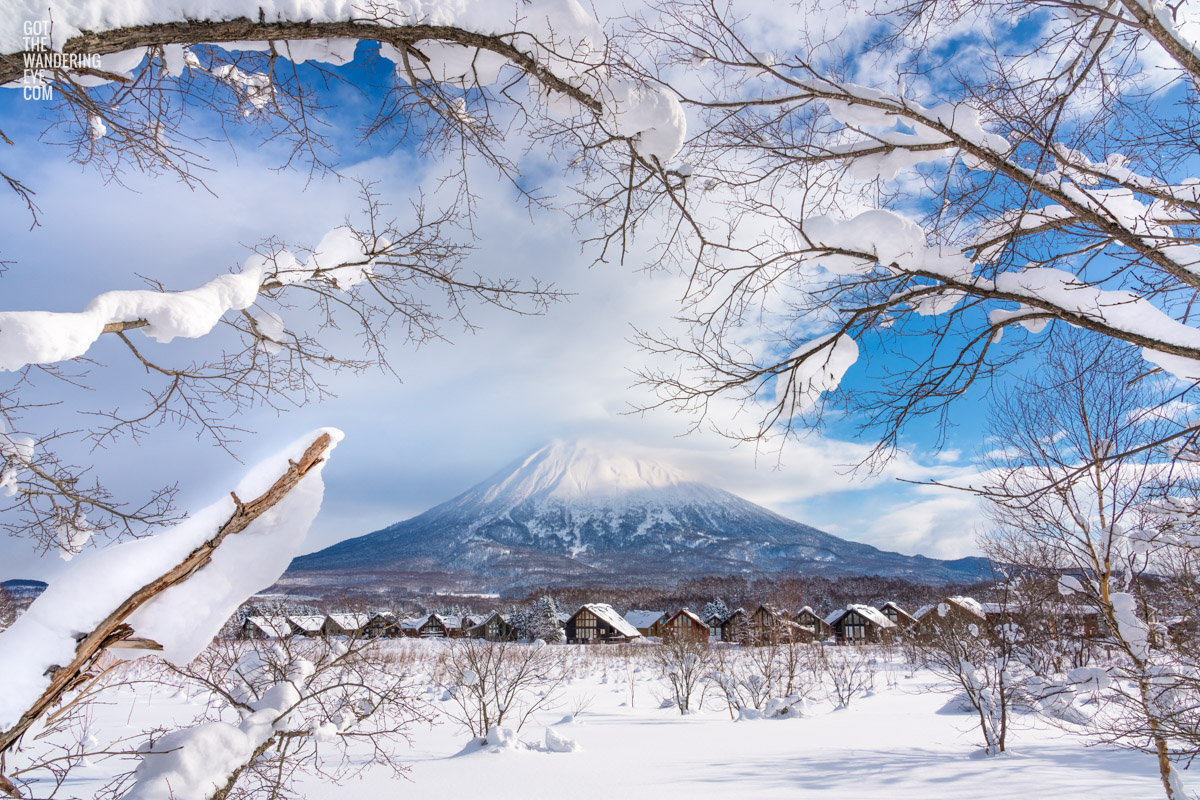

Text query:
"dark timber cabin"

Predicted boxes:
[[466, 611, 519, 641], [793, 606, 832, 639], [662, 609, 710, 642], [565, 603, 642, 644], [751, 604, 813, 644], [879, 602, 916, 628], [826, 605, 897, 645], [720, 608, 752, 644]]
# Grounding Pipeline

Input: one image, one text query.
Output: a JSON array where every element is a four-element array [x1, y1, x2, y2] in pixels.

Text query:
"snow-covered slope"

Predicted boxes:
[[286, 440, 987, 590]]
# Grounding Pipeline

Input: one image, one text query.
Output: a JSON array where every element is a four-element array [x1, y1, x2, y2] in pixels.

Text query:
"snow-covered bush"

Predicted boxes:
[[813, 645, 877, 710], [711, 637, 818, 719], [655, 636, 713, 714], [436, 638, 568, 738], [112, 635, 427, 800]]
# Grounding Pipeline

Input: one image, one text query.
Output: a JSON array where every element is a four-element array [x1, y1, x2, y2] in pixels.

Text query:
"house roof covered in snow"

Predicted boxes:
[[917, 596, 986, 622], [398, 615, 426, 630], [577, 604, 642, 638], [288, 615, 326, 634], [880, 601, 914, 619], [665, 609, 709, 630], [826, 605, 895, 628], [245, 616, 292, 638], [326, 613, 369, 631], [624, 610, 667, 629]]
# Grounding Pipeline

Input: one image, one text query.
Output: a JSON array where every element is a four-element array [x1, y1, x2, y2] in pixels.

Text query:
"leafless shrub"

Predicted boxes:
[[654, 636, 713, 713], [435, 638, 568, 738]]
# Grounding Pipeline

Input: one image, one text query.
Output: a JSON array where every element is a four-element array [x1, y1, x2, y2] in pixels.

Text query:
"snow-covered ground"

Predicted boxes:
[[38, 638, 1170, 799]]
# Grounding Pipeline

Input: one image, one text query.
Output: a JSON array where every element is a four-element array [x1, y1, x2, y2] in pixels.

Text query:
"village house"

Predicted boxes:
[[879, 601, 916, 628], [700, 607, 727, 630], [240, 615, 293, 639], [287, 615, 327, 637], [362, 612, 401, 638], [825, 605, 896, 644], [913, 596, 986, 639], [565, 603, 643, 644], [661, 609, 710, 642], [720, 608, 752, 644], [465, 611, 519, 641], [323, 613, 370, 638], [793, 606, 832, 639], [750, 604, 813, 644], [623, 610, 669, 637]]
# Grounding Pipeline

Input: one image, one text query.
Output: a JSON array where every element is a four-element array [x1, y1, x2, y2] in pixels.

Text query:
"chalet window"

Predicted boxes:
[[577, 613, 598, 641], [843, 618, 867, 642]]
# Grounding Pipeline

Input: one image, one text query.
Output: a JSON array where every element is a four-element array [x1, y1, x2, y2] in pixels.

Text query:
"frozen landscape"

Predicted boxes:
[[22, 639, 1172, 800], [5, 0, 1200, 798]]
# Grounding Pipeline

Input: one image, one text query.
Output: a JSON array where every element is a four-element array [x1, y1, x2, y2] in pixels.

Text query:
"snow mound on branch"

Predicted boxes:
[[782, 333, 859, 413], [0, 427, 342, 733], [0, 225, 374, 372], [2, 0, 688, 163], [126, 657, 315, 800]]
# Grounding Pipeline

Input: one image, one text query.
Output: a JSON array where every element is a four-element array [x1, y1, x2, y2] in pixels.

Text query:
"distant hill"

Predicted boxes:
[[1, 579, 48, 599], [281, 440, 989, 594]]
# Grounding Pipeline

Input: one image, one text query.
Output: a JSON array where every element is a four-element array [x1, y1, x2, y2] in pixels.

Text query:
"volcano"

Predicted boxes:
[[281, 440, 987, 592]]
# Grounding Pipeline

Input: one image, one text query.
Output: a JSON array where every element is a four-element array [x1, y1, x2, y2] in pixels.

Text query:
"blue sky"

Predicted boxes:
[[0, 37, 994, 583]]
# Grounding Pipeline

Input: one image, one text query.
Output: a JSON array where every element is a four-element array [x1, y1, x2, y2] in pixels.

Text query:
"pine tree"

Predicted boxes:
[[701, 598, 730, 625], [525, 596, 565, 643]]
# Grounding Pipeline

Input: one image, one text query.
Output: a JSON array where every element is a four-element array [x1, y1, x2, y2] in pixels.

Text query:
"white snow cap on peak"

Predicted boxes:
[[477, 439, 699, 504]]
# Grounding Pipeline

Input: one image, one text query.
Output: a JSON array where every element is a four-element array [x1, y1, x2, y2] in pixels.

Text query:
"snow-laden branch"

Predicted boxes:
[[0, 226, 385, 371], [0, 428, 340, 788], [0, 1, 688, 165]]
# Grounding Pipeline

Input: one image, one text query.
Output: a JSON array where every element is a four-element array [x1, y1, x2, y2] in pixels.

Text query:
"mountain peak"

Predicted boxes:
[[475, 439, 697, 505], [284, 440, 990, 590]]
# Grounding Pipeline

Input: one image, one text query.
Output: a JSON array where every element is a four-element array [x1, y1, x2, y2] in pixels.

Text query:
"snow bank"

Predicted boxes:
[[545, 726, 581, 752], [0, 427, 342, 733]]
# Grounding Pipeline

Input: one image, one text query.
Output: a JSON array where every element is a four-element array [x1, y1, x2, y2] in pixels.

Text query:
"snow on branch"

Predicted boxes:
[[0, 225, 384, 372], [0, 428, 341, 786], [0, 1, 688, 165]]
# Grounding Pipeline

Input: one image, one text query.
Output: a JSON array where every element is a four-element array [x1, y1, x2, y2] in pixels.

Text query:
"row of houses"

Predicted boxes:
[[241, 610, 523, 640], [243, 596, 1096, 647]]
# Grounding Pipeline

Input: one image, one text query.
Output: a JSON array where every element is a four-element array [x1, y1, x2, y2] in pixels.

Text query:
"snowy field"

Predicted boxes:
[[43, 639, 1169, 800]]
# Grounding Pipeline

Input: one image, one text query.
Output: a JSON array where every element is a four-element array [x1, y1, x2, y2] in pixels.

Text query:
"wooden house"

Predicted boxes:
[[287, 615, 327, 637], [879, 602, 916, 628], [751, 604, 813, 644], [661, 609, 710, 642], [362, 612, 400, 638], [913, 596, 986, 639], [793, 606, 832, 639], [323, 613, 369, 637], [720, 608, 752, 644], [565, 603, 643, 644], [825, 605, 896, 645], [241, 616, 293, 639], [700, 608, 727, 630], [398, 615, 427, 638], [417, 613, 451, 638], [623, 610, 668, 637], [466, 611, 519, 641]]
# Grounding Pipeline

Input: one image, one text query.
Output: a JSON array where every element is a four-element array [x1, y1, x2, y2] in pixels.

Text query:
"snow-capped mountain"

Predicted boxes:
[[284, 440, 987, 591]]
